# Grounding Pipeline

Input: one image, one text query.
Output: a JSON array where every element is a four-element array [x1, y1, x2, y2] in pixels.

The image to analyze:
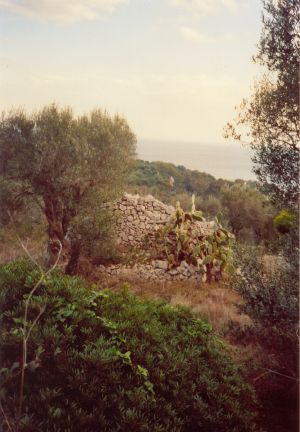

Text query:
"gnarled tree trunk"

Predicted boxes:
[[43, 194, 69, 266], [65, 237, 81, 275], [43, 193, 82, 273]]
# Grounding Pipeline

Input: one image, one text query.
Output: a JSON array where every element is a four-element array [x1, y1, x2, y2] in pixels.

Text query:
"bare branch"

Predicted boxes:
[[25, 305, 46, 342], [253, 368, 299, 383], [0, 402, 14, 432], [16, 240, 62, 427]]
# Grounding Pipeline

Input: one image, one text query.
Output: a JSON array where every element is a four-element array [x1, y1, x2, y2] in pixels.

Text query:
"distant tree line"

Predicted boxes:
[[128, 159, 277, 245]]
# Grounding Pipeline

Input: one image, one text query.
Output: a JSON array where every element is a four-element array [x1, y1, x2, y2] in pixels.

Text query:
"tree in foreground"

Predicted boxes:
[[0, 260, 260, 432], [225, 0, 299, 210], [225, 3, 299, 430], [232, 238, 299, 432], [0, 104, 136, 267]]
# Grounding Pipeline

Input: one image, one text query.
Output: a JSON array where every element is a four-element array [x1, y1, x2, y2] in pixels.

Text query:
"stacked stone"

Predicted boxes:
[[98, 193, 215, 282], [111, 193, 174, 247], [109, 193, 212, 248], [98, 261, 203, 282]]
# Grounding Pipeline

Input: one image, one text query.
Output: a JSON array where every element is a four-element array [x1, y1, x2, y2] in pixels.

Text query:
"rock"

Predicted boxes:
[[145, 210, 154, 218], [180, 260, 190, 270], [101, 193, 218, 282], [169, 269, 178, 276], [153, 260, 169, 270]]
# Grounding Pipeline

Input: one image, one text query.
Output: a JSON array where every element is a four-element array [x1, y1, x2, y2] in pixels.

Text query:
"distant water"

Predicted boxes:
[[137, 139, 255, 181]]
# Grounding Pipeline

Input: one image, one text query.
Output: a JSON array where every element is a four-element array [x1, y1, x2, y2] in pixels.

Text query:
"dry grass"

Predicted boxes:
[[172, 287, 251, 332], [1, 232, 251, 338], [0, 230, 255, 357], [103, 275, 261, 367], [103, 275, 251, 334], [0, 228, 47, 265], [0, 224, 263, 377], [1, 235, 261, 372]]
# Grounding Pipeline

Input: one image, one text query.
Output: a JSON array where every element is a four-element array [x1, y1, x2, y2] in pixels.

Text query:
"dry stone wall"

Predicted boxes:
[[98, 261, 207, 283], [101, 193, 214, 282], [108, 194, 174, 247], [106, 193, 212, 248]]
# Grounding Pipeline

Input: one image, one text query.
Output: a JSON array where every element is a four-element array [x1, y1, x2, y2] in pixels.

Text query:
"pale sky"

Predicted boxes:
[[0, 0, 262, 144]]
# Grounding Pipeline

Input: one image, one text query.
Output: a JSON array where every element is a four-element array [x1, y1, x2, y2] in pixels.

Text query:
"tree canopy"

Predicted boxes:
[[225, 0, 299, 209], [0, 104, 136, 263]]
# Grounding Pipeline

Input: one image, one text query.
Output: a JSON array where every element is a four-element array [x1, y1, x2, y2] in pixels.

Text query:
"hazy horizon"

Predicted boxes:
[[1, 0, 261, 182], [137, 138, 255, 181], [0, 0, 261, 144]]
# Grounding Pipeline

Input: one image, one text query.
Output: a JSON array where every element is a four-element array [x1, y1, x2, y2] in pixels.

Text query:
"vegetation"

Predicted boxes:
[[0, 3, 298, 430], [233, 239, 298, 369], [220, 184, 275, 244], [273, 210, 297, 234], [0, 260, 259, 432], [232, 232, 299, 432], [223, 3, 300, 429], [128, 160, 276, 245], [0, 104, 136, 267], [225, 0, 299, 210], [151, 197, 234, 282], [128, 160, 256, 203]]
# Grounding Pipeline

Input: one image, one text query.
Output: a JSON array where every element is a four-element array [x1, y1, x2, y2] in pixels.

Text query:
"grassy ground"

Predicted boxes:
[[3, 232, 291, 431], [0, 228, 47, 264], [1, 223, 296, 432], [105, 277, 251, 333], [0, 230, 251, 337]]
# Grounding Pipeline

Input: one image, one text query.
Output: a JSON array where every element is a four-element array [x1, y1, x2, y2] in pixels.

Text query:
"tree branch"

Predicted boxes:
[[16, 240, 62, 428], [0, 401, 14, 432], [253, 367, 299, 383]]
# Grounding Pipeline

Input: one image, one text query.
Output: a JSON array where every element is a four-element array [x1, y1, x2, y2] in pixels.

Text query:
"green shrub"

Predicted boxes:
[[0, 261, 259, 432], [233, 244, 298, 369], [232, 243, 299, 432], [72, 206, 120, 265], [273, 210, 297, 234]]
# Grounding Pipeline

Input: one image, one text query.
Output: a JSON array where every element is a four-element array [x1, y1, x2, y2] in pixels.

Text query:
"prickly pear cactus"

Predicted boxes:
[[160, 197, 235, 282], [191, 223, 235, 282]]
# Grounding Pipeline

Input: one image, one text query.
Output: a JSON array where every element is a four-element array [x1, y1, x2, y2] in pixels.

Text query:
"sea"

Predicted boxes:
[[137, 139, 256, 181]]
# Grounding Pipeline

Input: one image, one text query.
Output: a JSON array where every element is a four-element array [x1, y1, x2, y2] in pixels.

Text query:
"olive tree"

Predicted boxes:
[[0, 104, 136, 265], [225, 0, 299, 210]]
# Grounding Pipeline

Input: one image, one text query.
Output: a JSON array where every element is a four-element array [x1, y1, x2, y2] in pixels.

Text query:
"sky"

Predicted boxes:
[[0, 0, 262, 145]]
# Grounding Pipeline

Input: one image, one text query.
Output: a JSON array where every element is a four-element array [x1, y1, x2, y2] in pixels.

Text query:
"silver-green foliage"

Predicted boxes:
[[0, 104, 136, 256]]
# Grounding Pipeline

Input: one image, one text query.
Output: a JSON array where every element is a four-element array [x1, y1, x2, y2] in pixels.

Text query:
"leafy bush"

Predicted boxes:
[[273, 210, 297, 234], [0, 261, 259, 432], [72, 205, 120, 265], [232, 241, 299, 432], [233, 243, 298, 369]]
